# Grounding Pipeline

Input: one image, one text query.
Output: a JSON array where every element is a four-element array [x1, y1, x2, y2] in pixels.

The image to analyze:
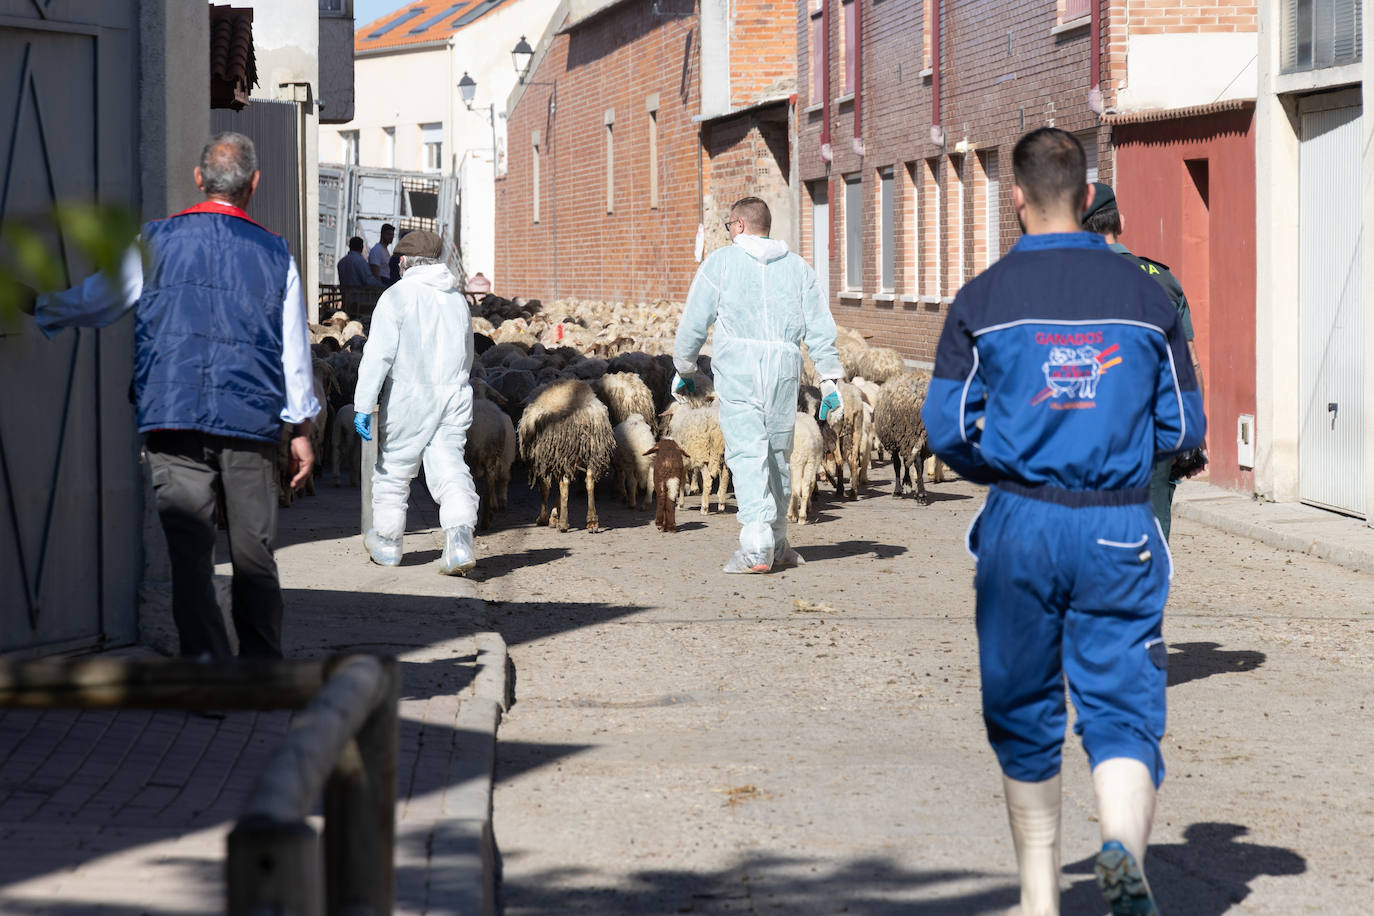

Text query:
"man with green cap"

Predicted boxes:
[[1082, 182, 1208, 539]]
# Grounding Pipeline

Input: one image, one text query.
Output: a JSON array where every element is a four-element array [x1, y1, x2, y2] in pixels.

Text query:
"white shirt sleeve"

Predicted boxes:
[[280, 258, 322, 425], [33, 245, 144, 339]]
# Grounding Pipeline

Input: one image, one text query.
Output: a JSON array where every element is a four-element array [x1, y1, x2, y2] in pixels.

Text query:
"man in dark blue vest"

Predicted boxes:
[[32, 132, 320, 659]]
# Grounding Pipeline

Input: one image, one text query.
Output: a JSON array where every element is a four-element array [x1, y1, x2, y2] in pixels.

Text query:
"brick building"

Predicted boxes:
[[493, 0, 800, 302]]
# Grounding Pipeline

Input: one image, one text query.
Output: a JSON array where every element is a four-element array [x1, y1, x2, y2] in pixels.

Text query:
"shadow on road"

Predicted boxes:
[[1166, 641, 1266, 688], [799, 539, 910, 562], [1064, 821, 1306, 914]]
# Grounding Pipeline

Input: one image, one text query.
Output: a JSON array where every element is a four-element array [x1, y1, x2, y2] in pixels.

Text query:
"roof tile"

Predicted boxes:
[[356, 0, 508, 53]]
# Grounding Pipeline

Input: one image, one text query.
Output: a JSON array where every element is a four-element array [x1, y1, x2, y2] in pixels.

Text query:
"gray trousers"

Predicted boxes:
[[145, 430, 284, 659]]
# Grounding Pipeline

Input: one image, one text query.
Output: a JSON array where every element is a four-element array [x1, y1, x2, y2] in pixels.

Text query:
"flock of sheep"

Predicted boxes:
[[297, 294, 944, 532]]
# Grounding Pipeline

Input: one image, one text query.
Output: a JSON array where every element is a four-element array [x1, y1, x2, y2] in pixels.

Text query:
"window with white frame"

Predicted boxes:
[[1282, 0, 1363, 72], [421, 123, 443, 171], [840, 0, 856, 95], [878, 167, 895, 292], [1078, 131, 1098, 183], [809, 0, 824, 103], [946, 154, 964, 292], [844, 173, 863, 290], [978, 150, 999, 269]]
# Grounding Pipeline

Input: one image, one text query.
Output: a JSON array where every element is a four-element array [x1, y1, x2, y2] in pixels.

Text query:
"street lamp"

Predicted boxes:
[[458, 71, 477, 109], [512, 35, 534, 83]]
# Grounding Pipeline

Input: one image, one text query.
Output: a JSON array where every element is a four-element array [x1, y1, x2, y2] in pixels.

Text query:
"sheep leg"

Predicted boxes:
[[717, 463, 730, 512], [535, 476, 552, 527], [584, 468, 600, 532], [664, 477, 679, 532], [480, 475, 495, 530], [557, 475, 571, 532], [700, 467, 713, 514], [846, 434, 860, 500], [654, 484, 666, 530], [892, 453, 905, 497], [799, 479, 813, 523], [914, 448, 931, 505]]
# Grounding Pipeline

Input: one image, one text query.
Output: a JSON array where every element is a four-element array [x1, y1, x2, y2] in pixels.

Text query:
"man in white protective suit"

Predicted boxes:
[[353, 229, 479, 575], [673, 196, 846, 573]]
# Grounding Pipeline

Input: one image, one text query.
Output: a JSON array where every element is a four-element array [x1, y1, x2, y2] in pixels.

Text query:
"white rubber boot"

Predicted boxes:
[[440, 525, 476, 576], [1092, 757, 1159, 915], [363, 528, 403, 567], [1003, 773, 1061, 916]]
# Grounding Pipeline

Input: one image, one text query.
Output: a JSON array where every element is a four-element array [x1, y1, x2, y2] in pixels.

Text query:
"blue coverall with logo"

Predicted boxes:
[[922, 232, 1206, 787]]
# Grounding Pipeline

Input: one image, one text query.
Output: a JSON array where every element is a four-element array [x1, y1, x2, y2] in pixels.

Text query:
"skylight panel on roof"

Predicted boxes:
[[410, 3, 463, 33], [452, 0, 506, 28], [367, 6, 425, 39]]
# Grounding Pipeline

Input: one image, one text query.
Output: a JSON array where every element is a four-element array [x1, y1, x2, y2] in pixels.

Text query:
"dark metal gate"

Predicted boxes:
[[0, 0, 141, 655]]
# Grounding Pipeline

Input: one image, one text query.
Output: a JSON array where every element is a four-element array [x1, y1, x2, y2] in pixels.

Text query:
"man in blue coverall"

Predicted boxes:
[[923, 129, 1206, 916]]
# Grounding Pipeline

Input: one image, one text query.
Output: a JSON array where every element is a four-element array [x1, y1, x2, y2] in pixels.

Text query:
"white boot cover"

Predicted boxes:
[[1092, 757, 1158, 914], [440, 525, 476, 576], [1003, 773, 1061, 916]]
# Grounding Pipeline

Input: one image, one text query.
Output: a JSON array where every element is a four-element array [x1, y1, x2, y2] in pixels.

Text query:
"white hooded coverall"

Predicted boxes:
[[354, 262, 478, 540], [674, 234, 844, 563]]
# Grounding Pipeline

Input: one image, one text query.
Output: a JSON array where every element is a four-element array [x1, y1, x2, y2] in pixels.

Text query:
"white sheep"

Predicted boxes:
[[852, 376, 882, 486], [612, 415, 656, 510], [663, 401, 730, 514], [517, 378, 616, 532], [467, 397, 517, 529], [595, 371, 657, 433], [788, 412, 824, 524]]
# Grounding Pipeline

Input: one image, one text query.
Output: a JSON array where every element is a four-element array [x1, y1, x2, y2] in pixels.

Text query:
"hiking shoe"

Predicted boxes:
[[364, 528, 403, 567], [1095, 840, 1158, 915]]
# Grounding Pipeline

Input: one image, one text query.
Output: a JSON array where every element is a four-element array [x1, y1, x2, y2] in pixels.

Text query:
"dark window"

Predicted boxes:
[[880, 168, 895, 291], [410, 3, 462, 33], [367, 7, 425, 38]]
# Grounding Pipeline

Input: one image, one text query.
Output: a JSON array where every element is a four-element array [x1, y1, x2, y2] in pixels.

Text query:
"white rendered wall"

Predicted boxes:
[[337, 47, 450, 172], [448, 0, 562, 282], [1254, 0, 1374, 521], [1116, 33, 1258, 114], [236, 0, 322, 308]]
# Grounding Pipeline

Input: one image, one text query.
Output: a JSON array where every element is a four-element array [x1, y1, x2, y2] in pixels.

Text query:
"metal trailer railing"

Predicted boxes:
[[0, 654, 401, 916]]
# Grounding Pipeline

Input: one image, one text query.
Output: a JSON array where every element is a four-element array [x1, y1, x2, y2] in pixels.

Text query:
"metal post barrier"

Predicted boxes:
[[0, 654, 400, 915]]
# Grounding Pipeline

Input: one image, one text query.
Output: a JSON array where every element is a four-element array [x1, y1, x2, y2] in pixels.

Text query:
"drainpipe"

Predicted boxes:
[[820, 0, 832, 161], [931, 0, 942, 146], [852, 0, 863, 156], [1088, 0, 1103, 114]]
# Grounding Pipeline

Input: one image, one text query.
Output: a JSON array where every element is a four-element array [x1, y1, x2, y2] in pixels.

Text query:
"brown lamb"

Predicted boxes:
[[644, 439, 689, 533]]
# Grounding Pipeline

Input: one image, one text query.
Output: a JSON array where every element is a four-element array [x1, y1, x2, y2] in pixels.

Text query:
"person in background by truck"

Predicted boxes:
[[337, 236, 382, 288], [368, 223, 395, 283]]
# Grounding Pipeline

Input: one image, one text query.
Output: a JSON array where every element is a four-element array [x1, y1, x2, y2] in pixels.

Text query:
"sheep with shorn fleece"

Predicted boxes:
[[787, 411, 824, 525], [645, 438, 689, 532], [874, 371, 941, 503], [466, 397, 517, 530], [517, 378, 616, 532], [851, 376, 882, 486], [611, 415, 656, 510], [662, 401, 730, 514]]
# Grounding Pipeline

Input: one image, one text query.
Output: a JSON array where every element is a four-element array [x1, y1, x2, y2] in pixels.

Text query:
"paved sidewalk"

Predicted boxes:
[[0, 483, 506, 914], [1174, 479, 1374, 573]]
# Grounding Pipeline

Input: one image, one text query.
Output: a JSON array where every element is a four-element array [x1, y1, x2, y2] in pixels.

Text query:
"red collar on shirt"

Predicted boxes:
[[171, 199, 275, 233]]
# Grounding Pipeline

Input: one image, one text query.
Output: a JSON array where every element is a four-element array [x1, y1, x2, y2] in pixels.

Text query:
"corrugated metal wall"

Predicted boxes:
[[1298, 93, 1366, 517], [211, 100, 304, 267]]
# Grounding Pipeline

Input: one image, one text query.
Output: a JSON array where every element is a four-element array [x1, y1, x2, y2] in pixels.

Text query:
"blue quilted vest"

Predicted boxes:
[[134, 206, 291, 443]]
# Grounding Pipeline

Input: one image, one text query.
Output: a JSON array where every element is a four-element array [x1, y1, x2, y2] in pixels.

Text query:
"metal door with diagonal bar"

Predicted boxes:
[[0, 0, 140, 654]]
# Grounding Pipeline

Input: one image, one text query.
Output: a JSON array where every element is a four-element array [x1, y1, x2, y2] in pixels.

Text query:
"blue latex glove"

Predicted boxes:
[[672, 372, 697, 403], [354, 411, 373, 441], [819, 380, 843, 422]]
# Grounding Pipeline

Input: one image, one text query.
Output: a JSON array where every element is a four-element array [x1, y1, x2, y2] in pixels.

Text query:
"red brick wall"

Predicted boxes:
[[495, 4, 703, 303], [798, 0, 1109, 362], [730, 0, 798, 108], [496, 0, 798, 304]]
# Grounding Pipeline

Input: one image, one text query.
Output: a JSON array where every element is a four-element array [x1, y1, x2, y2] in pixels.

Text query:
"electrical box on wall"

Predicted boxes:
[[1237, 414, 1256, 469]]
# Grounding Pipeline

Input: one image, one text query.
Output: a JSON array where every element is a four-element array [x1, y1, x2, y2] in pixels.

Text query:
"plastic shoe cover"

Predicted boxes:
[[440, 525, 476, 576], [722, 549, 772, 574], [364, 528, 403, 567], [773, 543, 805, 569], [1094, 841, 1158, 916]]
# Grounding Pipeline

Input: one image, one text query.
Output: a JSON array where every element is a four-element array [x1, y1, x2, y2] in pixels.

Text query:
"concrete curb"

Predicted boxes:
[[426, 631, 508, 916], [1173, 483, 1374, 574]]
